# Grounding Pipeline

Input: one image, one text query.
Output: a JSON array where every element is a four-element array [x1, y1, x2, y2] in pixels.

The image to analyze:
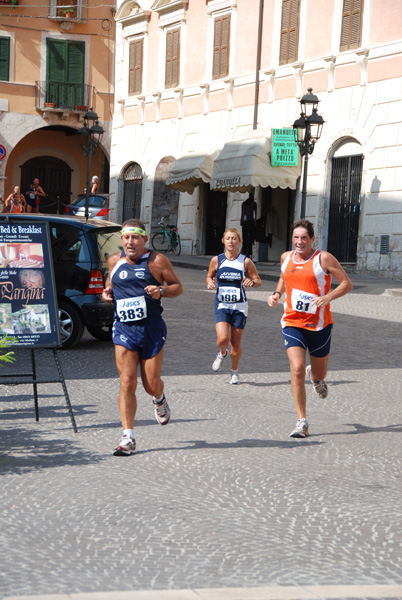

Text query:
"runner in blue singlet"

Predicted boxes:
[[103, 218, 183, 456], [206, 227, 261, 385]]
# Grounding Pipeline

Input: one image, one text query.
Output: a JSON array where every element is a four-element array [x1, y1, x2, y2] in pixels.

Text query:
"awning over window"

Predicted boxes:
[[210, 131, 301, 192], [166, 149, 221, 194]]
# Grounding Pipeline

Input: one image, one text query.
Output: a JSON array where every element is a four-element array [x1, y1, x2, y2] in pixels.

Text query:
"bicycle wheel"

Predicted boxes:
[[172, 236, 181, 255], [152, 231, 169, 252]]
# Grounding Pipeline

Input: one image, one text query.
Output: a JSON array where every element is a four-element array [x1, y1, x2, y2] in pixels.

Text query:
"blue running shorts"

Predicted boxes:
[[215, 307, 247, 329], [282, 324, 333, 357], [112, 318, 167, 359]]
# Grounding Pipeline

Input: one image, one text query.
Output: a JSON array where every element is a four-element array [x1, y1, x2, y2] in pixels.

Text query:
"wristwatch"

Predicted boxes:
[[159, 287, 164, 297]]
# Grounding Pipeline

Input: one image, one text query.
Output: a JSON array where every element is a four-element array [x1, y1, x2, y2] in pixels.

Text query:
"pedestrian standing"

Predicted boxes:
[[207, 227, 261, 385], [102, 218, 183, 456], [26, 178, 46, 213], [240, 194, 257, 258], [90, 176, 99, 193], [267, 219, 353, 438]]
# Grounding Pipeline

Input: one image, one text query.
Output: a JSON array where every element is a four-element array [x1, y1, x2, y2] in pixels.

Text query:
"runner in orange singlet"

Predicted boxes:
[[267, 219, 353, 438]]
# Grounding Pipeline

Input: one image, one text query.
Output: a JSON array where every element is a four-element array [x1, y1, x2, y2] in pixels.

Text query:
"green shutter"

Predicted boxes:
[[0, 37, 10, 82], [47, 39, 66, 83], [46, 39, 84, 106]]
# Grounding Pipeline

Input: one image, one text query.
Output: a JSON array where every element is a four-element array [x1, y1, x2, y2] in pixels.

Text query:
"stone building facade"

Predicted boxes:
[[110, 0, 402, 278], [0, 0, 115, 211]]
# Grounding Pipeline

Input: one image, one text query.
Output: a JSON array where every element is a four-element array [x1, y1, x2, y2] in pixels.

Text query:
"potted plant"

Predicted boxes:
[[63, 6, 76, 17], [45, 102, 56, 108], [75, 105, 87, 111]]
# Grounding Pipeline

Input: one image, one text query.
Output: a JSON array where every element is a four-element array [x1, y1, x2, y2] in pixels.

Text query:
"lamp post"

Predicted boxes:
[[77, 108, 104, 220], [293, 88, 324, 219]]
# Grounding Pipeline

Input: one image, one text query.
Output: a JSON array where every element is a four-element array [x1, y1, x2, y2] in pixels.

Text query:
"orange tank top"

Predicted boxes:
[[281, 249, 333, 331], [9, 200, 23, 213]]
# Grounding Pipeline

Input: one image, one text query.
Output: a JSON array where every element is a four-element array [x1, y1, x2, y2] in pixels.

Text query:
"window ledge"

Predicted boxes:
[[47, 16, 87, 24]]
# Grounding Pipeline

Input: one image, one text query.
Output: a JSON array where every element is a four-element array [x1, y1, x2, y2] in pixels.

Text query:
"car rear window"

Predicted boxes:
[[92, 229, 123, 265], [72, 195, 106, 208]]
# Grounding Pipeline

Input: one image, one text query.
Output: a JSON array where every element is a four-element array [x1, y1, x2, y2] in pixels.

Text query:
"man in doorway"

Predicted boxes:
[[240, 194, 257, 257], [267, 219, 353, 438], [103, 219, 183, 456]]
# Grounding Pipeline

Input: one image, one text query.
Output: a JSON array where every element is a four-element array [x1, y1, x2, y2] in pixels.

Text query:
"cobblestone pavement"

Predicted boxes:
[[1, 266, 401, 600]]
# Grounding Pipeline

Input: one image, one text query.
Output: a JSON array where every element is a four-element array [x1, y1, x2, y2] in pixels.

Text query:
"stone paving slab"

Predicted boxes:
[[1, 267, 401, 599]]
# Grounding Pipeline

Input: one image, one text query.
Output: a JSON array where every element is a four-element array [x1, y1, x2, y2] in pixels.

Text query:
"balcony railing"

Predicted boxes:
[[35, 81, 92, 111]]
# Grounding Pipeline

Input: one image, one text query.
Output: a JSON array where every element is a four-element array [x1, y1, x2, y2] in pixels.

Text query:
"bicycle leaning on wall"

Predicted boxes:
[[151, 217, 181, 255]]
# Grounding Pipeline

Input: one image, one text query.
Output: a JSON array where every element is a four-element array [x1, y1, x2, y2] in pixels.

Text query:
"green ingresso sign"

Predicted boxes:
[[271, 128, 299, 167]]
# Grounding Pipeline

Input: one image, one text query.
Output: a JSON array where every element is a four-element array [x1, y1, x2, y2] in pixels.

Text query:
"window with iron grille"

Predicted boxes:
[[0, 36, 10, 82], [213, 14, 230, 80], [46, 39, 85, 108], [279, 0, 300, 65], [50, 0, 83, 19], [165, 28, 180, 89], [129, 39, 143, 96], [340, 0, 364, 51]]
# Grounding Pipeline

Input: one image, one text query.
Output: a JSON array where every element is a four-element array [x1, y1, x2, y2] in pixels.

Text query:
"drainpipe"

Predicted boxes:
[[253, 0, 264, 130]]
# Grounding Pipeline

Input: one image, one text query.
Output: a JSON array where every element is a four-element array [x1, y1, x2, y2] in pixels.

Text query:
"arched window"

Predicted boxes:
[[122, 162, 142, 223]]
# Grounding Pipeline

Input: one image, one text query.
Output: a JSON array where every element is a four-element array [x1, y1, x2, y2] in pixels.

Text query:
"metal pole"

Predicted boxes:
[[253, 0, 264, 130], [300, 123, 311, 219], [84, 138, 92, 221], [300, 151, 308, 219]]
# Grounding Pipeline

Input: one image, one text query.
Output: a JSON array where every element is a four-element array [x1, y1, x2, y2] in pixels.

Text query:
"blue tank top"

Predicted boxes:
[[110, 251, 163, 324], [215, 253, 248, 315]]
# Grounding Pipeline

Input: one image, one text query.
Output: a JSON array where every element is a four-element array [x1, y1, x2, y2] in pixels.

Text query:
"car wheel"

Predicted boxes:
[[87, 324, 113, 341], [58, 301, 84, 349]]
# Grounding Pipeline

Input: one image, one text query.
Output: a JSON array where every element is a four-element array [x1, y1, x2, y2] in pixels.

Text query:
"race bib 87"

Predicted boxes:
[[291, 288, 318, 314], [116, 296, 147, 322], [217, 286, 241, 303]]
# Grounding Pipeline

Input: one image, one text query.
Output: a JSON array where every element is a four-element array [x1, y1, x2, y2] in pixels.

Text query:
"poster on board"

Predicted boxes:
[[0, 220, 61, 348]]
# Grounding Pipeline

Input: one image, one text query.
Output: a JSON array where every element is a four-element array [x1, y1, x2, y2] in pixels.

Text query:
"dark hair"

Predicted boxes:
[[292, 219, 315, 238], [122, 218, 146, 231]]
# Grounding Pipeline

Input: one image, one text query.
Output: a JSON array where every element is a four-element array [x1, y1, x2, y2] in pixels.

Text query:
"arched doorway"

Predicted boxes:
[[327, 141, 363, 263], [122, 162, 142, 222], [20, 156, 72, 214], [151, 156, 179, 232]]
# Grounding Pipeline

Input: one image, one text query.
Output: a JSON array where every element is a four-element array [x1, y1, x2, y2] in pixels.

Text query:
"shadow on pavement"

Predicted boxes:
[[0, 427, 105, 475]]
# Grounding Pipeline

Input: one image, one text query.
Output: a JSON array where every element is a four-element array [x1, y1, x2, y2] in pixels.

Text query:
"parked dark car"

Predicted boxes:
[[0, 213, 123, 348], [64, 193, 109, 219]]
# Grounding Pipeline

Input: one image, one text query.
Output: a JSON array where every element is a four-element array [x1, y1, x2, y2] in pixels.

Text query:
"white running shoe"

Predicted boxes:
[[306, 365, 328, 399], [230, 370, 240, 385], [113, 435, 136, 456], [153, 394, 170, 425], [289, 418, 309, 438], [212, 350, 228, 372]]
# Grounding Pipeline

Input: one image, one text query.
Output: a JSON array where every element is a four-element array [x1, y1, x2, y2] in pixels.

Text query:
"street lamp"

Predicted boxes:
[[77, 108, 104, 220], [293, 88, 324, 219]]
